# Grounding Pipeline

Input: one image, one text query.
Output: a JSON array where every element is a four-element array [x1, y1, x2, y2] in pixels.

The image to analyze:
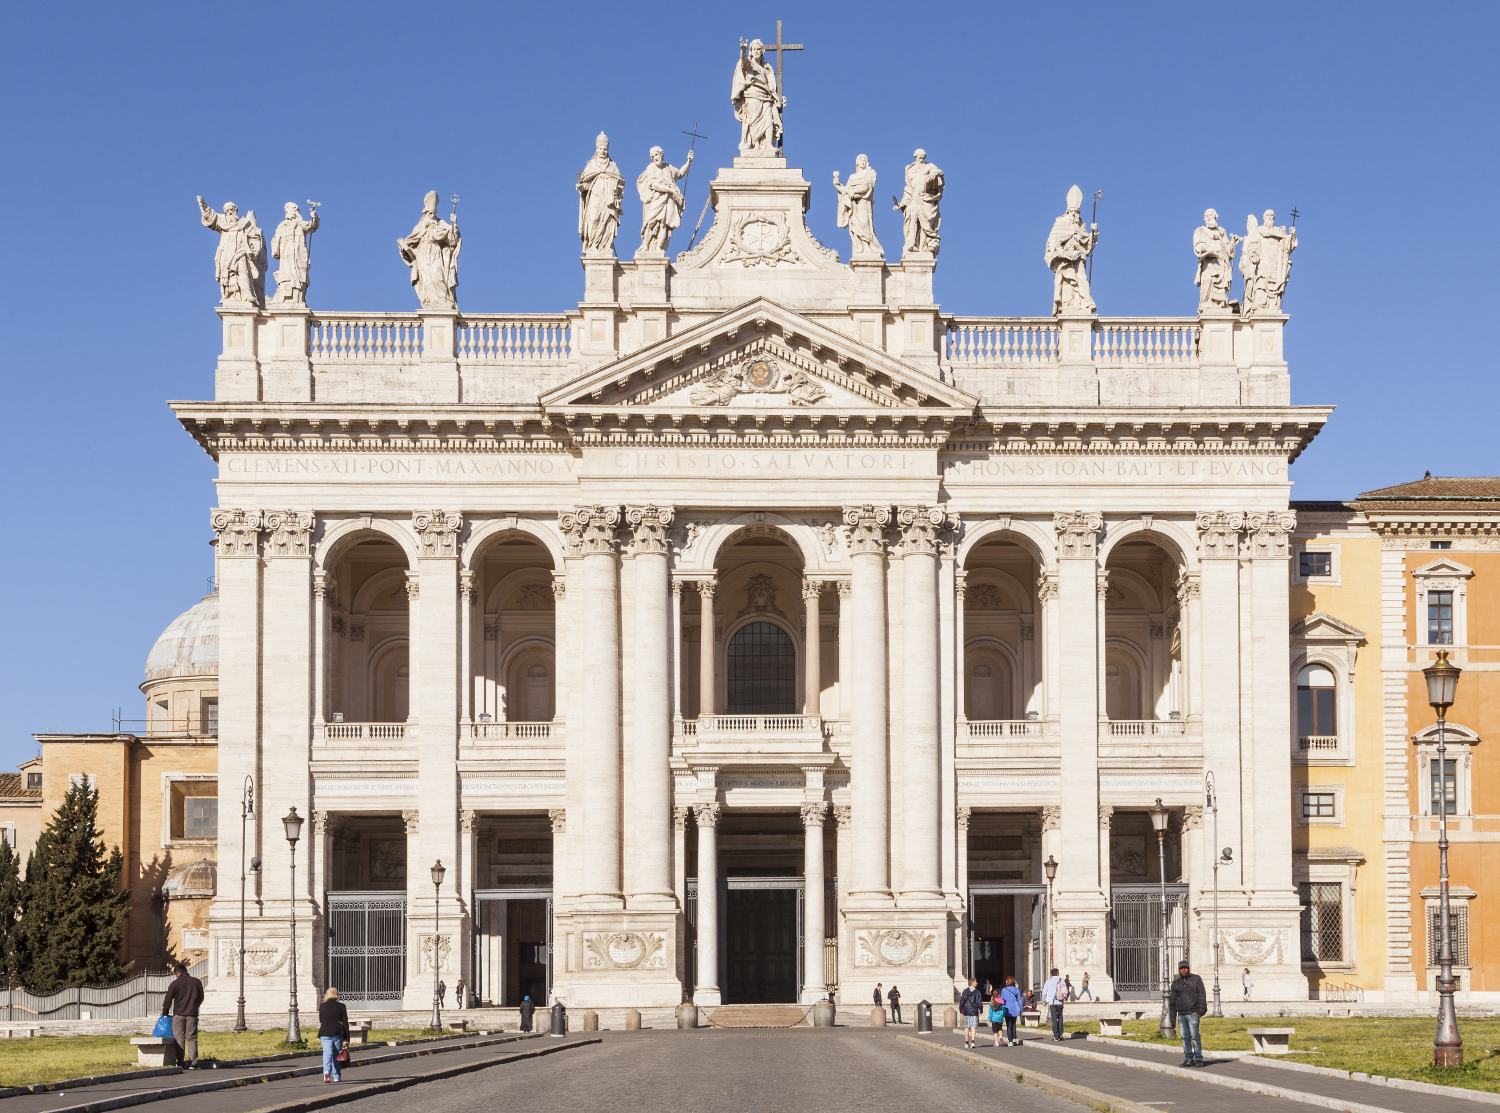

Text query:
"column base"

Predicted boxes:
[[841, 908, 956, 1007], [800, 987, 829, 1005], [693, 987, 722, 1006], [561, 909, 683, 1009]]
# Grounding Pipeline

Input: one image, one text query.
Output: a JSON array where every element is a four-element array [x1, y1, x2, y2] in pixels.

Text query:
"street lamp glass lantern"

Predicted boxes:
[[1043, 855, 1058, 881], [282, 806, 303, 845], [431, 859, 446, 887], [1150, 798, 1169, 834], [1424, 649, 1461, 714]]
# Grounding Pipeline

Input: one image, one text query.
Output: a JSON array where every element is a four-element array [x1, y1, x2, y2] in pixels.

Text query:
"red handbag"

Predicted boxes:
[[335, 1045, 351, 1066]]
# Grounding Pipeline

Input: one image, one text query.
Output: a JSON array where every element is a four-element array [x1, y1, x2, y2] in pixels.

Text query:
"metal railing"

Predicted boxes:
[[1318, 981, 1363, 1003], [1, 960, 207, 1022]]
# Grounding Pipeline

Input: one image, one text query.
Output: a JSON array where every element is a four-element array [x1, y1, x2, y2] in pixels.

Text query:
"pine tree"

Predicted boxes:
[[16, 779, 131, 992], [0, 837, 22, 984]]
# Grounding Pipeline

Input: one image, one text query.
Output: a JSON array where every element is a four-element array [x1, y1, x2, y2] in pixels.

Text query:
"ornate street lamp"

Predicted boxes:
[[1423, 649, 1463, 1068], [1205, 772, 1225, 1018], [1043, 854, 1058, 973], [1151, 799, 1173, 1039], [235, 777, 260, 1034], [283, 807, 304, 1044], [431, 859, 447, 1031]]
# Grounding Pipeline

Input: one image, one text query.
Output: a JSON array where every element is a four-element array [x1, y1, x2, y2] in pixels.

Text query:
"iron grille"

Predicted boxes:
[[1110, 889, 1188, 998], [327, 892, 407, 1009], [726, 622, 796, 714], [1427, 903, 1470, 966], [1298, 882, 1343, 962]]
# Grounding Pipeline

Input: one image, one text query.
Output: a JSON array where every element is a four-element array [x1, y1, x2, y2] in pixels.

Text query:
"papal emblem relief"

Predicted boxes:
[[688, 354, 830, 408]]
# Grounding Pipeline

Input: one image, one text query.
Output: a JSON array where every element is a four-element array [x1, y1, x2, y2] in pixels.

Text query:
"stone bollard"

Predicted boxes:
[[549, 1002, 567, 1036], [676, 1001, 698, 1029], [625, 1009, 641, 1031], [812, 1000, 836, 1027], [942, 1007, 956, 1029], [583, 1011, 599, 1031], [916, 1000, 932, 1034], [870, 1007, 886, 1027]]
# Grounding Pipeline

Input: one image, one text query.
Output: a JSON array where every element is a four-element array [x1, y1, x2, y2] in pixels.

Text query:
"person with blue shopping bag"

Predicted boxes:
[[159, 963, 203, 1068], [319, 987, 351, 1083]]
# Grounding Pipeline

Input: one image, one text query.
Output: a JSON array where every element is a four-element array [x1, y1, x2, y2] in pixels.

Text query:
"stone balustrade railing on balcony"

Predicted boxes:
[[1106, 720, 1189, 737], [469, 721, 563, 741], [1299, 735, 1339, 751], [308, 313, 573, 365], [965, 719, 1045, 738], [320, 721, 412, 743]]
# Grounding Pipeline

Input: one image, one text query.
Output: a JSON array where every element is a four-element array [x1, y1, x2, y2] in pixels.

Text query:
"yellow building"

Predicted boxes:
[[0, 757, 44, 863], [1292, 476, 1500, 1003]]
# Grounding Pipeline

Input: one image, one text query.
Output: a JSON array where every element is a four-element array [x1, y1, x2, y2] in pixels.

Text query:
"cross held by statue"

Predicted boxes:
[[765, 20, 803, 95]]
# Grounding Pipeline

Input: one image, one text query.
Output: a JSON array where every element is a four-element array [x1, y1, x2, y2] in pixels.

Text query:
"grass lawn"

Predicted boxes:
[[1064, 1016, 1500, 1094], [0, 1027, 430, 1089]]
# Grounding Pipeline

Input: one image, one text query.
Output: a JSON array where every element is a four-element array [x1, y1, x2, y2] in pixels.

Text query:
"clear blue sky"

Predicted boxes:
[[2, 1, 1496, 767]]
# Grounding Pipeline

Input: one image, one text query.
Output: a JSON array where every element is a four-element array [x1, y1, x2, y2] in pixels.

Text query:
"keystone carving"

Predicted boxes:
[[412, 510, 462, 557]]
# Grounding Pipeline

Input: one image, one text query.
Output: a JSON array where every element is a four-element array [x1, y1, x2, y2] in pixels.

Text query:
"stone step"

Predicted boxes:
[[705, 1004, 810, 1028]]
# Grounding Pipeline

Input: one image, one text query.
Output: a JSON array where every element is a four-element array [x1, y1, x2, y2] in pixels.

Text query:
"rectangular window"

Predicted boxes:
[[68, 773, 97, 792], [1427, 903, 1470, 966], [1299, 881, 1343, 962], [1299, 551, 1332, 577], [205, 699, 219, 736], [1431, 540, 1452, 550], [25, 772, 41, 790], [1, 825, 14, 849], [1297, 688, 1336, 737], [1302, 792, 1336, 819], [1431, 758, 1457, 815], [1428, 591, 1454, 644], [184, 796, 218, 839]]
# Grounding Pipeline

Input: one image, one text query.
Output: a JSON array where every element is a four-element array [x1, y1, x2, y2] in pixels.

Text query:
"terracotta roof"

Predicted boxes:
[[1356, 476, 1500, 503], [0, 772, 40, 799]]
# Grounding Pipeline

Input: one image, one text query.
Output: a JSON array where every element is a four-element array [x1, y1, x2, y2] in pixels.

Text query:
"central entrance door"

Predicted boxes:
[[725, 887, 798, 1002], [472, 889, 553, 1006]]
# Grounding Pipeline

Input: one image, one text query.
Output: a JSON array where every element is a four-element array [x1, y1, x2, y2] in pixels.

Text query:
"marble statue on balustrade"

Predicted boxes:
[[1045, 184, 1098, 315], [1240, 209, 1296, 317], [197, 197, 266, 308], [1193, 208, 1240, 314], [732, 38, 784, 154], [833, 155, 883, 259], [270, 202, 320, 306], [894, 150, 943, 258], [397, 191, 461, 310], [577, 132, 624, 255], [636, 146, 694, 253]]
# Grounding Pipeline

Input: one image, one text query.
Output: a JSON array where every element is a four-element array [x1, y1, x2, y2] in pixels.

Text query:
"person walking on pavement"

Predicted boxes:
[[159, 962, 203, 1069], [887, 985, 902, 1024], [454, 978, 465, 1009], [319, 986, 350, 1083], [1064, 974, 1074, 1002], [1042, 967, 1065, 1041], [437, 979, 447, 1008], [959, 977, 983, 1048], [1078, 970, 1093, 1001], [873, 982, 883, 1009], [988, 987, 1005, 1047], [1242, 967, 1253, 1001], [1001, 977, 1024, 1046], [1170, 960, 1209, 1067], [519, 995, 535, 1032]]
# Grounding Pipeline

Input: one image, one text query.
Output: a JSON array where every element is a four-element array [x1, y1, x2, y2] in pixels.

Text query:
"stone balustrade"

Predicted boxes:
[[1106, 720, 1188, 737], [320, 721, 412, 742], [469, 720, 562, 740], [306, 313, 572, 364], [965, 719, 1045, 737], [946, 317, 1203, 368]]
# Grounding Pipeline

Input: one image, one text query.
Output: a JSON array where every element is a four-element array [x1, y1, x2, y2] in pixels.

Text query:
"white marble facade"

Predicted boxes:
[[191, 54, 1323, 1012]]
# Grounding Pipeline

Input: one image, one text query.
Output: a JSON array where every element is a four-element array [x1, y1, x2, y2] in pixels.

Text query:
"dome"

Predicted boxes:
[[145, 593, 219, 682], [161, 859, 217, 899]]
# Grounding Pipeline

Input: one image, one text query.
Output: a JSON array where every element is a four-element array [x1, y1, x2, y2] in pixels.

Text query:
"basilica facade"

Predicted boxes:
[[182, 62, 1324, 1012]]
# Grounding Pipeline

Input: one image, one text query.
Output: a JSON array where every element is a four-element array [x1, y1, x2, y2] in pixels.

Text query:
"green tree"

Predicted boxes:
[[17, 779, 131, 991], [0, 837, 22, 983]]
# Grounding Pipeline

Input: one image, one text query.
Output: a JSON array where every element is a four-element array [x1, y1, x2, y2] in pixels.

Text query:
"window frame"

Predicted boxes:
[[1288, 612, 1364, 767], [1410, 558, 1474, 653], [724, 620, 798, 716], [1293, 851, 1361, 975], [1299, 880, 1345, 963], [1291, 541, 1342, 586], [1293, 781, 1345, 828], [161, 772, 219, 846], [1411, 722, 1479, 819], [1422, 885, 1476, 990]]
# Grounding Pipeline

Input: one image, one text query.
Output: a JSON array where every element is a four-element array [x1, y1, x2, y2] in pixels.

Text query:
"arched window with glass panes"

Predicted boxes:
[[726, 621, 796, 714], [1297, 664, 1337, 748]]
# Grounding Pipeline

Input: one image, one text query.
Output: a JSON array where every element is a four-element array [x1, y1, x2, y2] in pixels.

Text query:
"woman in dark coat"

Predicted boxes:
[[519, 995, 535, 1032], [319, 987, 351, 1082]]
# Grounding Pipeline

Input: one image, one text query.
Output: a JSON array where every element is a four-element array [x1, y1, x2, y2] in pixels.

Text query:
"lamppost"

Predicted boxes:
[[431, 860, 447, 1031], [282, 807, 304, 1044], [1423, 649, 1463, 1068], [235, 777, 261, 1034], [1151, 799, 1173, 1039], [1205, 772, 1222, 1018], [1043, 855, 1058, 972]]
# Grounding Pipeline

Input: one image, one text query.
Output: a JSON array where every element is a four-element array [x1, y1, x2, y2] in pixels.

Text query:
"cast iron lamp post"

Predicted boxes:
[[1043, 855, 1058, 972], [283, 807, 304, 1044], [431, 860, 447, 1031], [1205, 772, 1224, 1018], [1424, 649, 1463, 1068], [1151, 799, 1173, 1039], [235, 776, 260, 1033]]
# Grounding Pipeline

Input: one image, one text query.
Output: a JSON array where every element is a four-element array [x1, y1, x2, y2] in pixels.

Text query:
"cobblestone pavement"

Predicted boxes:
[[348, 1029, 1088, 1113]]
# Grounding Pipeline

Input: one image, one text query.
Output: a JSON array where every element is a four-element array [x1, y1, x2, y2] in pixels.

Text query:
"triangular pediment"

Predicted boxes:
[[539, 298, 978, 414], [1412, 557, 1474, 579], [1290, 610, 1366, 642]]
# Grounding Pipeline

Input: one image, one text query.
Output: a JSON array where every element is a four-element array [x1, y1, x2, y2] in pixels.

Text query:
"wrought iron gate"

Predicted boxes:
[[1110, 886, 1189, 999], [326, 892, 406, 1009]]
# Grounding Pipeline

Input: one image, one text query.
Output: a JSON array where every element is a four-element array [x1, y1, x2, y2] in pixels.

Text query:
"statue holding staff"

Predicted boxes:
[[1192, 208, 1240, 313], [1045, 184, 1098, 314], [1240, 209, 1296, 316], [197, 197, 266, 308], [270, 202, 320, 305], [834, 154, 882, 259], [577, 132, 624, 254], [397, 190, 461, 310], [636, 145, 694, 253]]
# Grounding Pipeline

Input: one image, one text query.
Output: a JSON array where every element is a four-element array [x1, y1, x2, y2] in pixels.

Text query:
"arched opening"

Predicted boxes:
[[1104, 647, 1142, 721], [726, 621, 796, 714], [1102, 536, 1186, 721], [961, 535, 1041, 722], [473, 535, 559, 727], [325, 535, 413, 727], [964, 648, 1014, 721], [504, 645, 556, 722], [371, 645, 410, 723], [1296, 664, 1336, 738]]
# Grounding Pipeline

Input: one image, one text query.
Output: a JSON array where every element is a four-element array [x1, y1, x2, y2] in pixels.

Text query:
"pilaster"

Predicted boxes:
[[261, 307, 313, 401], [416, 310, 460, 402], [843, 505, 892, 909]]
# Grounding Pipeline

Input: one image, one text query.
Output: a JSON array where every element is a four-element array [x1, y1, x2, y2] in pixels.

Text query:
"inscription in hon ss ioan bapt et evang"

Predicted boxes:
[[943, 455, 1286, 484]]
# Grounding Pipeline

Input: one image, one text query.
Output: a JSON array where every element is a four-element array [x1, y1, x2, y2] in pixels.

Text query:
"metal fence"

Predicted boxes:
[[0, 960, 207, 1022]]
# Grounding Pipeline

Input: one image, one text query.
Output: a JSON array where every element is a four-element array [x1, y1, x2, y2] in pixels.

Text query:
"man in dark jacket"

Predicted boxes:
[[160, 963, 204, 1068], [1168, 960, 1208, 1066], [887, 985, 902, 1024], [958, 977, 983, 1048]]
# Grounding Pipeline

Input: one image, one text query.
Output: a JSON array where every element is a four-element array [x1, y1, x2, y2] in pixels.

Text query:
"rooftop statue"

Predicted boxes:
[[1192, 208, 1240, 314], [732, 38, 784, 154], [637, 145, 694, 253], [834, 155, 883, 259], [270, 202, 320, 306], [1045, 184, 1098, 315], [1240, 209, 1296, 317], [578, 132, 624, 255], [197, 197, 266, 309], [397, 191, 461, 310], [894, 150, 943, 258]]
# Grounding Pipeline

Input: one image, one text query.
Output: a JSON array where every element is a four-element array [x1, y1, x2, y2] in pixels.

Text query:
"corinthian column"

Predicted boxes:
[[628, 504, 676, 910], [843, 504, 892, 907], [801, 801, 829, 1002], [897, 505, 951, 904], [694, 802, 721, 1005], [697, 580, 716, 719], [560, 506, 624, 907], [803, 580, 823, 716]]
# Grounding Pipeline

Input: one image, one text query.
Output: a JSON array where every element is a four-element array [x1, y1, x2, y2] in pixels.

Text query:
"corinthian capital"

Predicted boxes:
[[1053, 511, 1103, 558], [559, 505, 622, 556], [1243, 511, 1297, 559], [842, 504, 892, 554], [412, 510, 462, 557], [800, 801, 830, 828], [1195, 510, 1248, 559], [210, 508, 262, 557], [626, 504, 675, 554], [896, 505, 957, 556], [694, 802, 722, 828], [263, 510, 314, 557]]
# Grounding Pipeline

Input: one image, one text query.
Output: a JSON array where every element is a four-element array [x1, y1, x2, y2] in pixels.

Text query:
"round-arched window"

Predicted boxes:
[[726, 621, 796, 714], [1297, 664, 1336, 738]]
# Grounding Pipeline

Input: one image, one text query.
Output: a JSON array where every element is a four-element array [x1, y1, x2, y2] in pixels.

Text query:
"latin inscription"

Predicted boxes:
[[944, 456, 1285, 482]]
